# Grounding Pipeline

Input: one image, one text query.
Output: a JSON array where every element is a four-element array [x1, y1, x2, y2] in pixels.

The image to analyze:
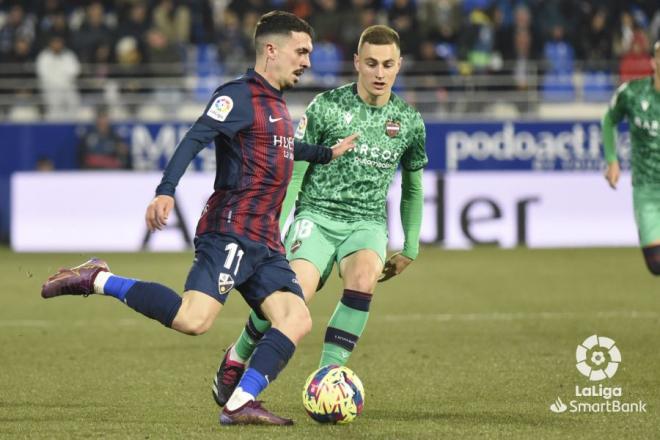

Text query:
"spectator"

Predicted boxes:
[[580, 8, 613, 71], [0, 4, 36, 58], [619, 27, 653, 83], [309, 0, 342, 44], [387, 0, 418, 57], [5, 36, 35, 101], [115, 2, 151, 63], [35, 10, 70, 52], [35, 34, 80, 119], [74, 1, 114, 63], [78, 108, 131, 170], [114, 36, 145, 114], [216, 10, 251, 76], [152, 0, 191, 45]]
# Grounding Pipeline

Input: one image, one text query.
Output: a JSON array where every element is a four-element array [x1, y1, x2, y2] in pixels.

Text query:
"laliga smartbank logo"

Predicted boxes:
[[549, 334, 647, 414], [575, 334, 620, 381]]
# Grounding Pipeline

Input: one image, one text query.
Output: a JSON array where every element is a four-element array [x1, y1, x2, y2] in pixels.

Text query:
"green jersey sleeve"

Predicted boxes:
[[401, 114, 428, 171], [607, 82, 630, 124]]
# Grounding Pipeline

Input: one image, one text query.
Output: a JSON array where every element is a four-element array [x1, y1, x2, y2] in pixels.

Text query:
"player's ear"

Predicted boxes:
[[265, 41, 277, 60], [353, 53, 359, 72]]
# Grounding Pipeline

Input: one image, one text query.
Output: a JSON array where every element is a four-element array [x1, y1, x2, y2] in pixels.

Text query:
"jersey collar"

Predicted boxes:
[[247, 68, 283, 96]]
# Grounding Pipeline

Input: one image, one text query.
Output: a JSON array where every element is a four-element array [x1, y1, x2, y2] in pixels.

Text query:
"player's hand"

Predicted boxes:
[[378, 252, 413, 282], [605, 161, 620, 190], [331, 133, 358, 160], [145, 195, 174, 232]]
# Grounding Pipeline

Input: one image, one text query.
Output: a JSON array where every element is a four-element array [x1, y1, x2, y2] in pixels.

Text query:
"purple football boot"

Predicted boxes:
[[220, 400, 293, 426], [212, 345, 246, 407], [41, 258, 109, 298]]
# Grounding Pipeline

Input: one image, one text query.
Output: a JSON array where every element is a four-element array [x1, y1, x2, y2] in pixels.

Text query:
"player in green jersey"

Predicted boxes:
[[602, 41, 660, 274], [211, 25, 428, 407]]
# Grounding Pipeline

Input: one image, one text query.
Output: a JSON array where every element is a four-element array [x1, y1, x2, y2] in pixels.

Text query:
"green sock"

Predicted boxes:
[[320, 289, 372, 367], [234, 310, 271, 362]]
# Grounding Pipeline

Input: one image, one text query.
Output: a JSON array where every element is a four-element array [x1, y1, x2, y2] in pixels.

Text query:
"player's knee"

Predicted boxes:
[[346, 270, 379, 293], [278, 303, 312, 341], [174, 310, 214, 335], [642, 246, 660, 276], [177, 317, 212, 335]]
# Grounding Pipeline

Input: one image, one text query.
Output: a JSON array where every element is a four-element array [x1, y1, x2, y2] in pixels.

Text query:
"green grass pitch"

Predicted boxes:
[[1, 246, 658, 439]]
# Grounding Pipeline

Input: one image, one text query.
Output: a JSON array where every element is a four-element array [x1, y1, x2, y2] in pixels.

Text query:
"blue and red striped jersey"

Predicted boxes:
[[156, 69, 330, 254]]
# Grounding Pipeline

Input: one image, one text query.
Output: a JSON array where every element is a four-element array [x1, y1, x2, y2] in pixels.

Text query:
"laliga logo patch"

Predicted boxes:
[[207, 95, 233, 122], [575, 334, 621, 381], [385, 120, 400, 138], [218, 272, 235, 294], [295, 115, 308, 139]]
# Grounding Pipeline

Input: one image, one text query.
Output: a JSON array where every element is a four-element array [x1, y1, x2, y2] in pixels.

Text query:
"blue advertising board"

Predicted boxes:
[[0, 120, 629, 241]]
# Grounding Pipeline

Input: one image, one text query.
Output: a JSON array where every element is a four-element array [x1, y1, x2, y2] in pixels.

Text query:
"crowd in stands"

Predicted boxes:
[[0, 0, 659, 117]]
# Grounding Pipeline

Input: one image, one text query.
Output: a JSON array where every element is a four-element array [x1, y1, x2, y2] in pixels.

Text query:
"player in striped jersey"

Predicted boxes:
[[40, 11, 356, 426]]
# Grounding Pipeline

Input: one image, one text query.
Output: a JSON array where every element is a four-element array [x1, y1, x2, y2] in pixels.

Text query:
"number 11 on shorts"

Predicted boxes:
[[224, 243, 244, 275]]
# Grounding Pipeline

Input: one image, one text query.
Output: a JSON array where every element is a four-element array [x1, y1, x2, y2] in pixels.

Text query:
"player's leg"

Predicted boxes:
[[212, 259, 322, 406], [633, 185, 660, 275], [212, 213, 334, 406], [319, 221, 387, 367], [642, 242, 660, 275], [40, 234, 233, 335], [220, 254, 311, 425]]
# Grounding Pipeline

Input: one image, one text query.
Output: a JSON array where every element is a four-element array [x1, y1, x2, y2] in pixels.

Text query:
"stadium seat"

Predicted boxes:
[[7, 105, 40, 122], [544, 41, 574, 74], [136, 104, 165, 121], [542, 41, 576, 102], [192, 44, 223, 102], [582, 70, 614, 102], [310, 41, 342, 86], [541, 72, 575, 102]]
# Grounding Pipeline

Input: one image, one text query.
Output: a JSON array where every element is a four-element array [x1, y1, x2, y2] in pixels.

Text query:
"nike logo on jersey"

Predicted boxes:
[[269, 115, 283, 123]]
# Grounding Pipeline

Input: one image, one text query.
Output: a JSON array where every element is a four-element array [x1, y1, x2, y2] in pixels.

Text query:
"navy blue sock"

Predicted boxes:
[[238, 328, 295, 398], [103, 275, 137, 302], [123, 281, 182, 328]]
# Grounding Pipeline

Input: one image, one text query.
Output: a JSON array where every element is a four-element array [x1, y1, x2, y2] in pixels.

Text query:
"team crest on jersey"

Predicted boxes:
[[295, 115, 307, 139], [385, 120, 400, 138], [218, 272, 235, 293], [344, 112, 353, 125], [641, 100, 649, 111], [207, 95, 233, 122]]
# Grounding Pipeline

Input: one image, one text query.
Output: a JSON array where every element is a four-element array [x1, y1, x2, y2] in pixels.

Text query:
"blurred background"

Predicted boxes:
[[1, 0, 657, 250]]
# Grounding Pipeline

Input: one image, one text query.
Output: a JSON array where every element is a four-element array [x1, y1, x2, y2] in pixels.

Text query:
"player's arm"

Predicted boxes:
[[146, 122, 219, 231], [381, 115, 428, 282], [147, 85, 251, 231], [601, 83, 628, 190], [293, 134, 357, 163]]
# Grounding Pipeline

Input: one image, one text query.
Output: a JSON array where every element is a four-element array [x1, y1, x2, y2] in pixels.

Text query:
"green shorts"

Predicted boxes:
[[633, 185, 660, 247], [283, 210, 388, 287]]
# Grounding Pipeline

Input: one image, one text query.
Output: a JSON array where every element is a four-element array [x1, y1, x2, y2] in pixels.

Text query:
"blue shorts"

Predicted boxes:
[[184, 232, 303, 316]]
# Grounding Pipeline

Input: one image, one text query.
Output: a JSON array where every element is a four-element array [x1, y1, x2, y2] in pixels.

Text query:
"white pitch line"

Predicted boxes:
[[0, 311, 657, 327], [378, 310, 660, 322]]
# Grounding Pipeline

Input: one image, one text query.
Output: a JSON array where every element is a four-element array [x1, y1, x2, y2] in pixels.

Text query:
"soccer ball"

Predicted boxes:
[[302, 365, 365, 424]]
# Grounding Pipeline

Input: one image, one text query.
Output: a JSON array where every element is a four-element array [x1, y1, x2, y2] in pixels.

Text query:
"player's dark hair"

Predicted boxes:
[[357, 25, 400, 52], [254, 11, 313, 48]]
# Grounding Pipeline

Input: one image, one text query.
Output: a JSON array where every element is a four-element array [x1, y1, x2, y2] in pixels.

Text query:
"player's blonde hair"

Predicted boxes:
[[357, 25, 400, 53]]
